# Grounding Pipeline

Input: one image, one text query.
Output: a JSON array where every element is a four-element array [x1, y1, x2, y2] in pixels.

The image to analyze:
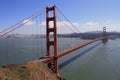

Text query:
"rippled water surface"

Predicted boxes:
[[59, 39, 120, 80], [0, 38, 120, 80]]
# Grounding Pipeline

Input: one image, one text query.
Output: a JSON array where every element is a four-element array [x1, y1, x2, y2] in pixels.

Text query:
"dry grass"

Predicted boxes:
[[0, 61, 58, 80]]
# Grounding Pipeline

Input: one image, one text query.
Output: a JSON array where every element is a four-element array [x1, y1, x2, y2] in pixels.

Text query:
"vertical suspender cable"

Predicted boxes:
[[57, 7, 81, 33], [5, 38, 8, 66], [36, 16, 39, 59]]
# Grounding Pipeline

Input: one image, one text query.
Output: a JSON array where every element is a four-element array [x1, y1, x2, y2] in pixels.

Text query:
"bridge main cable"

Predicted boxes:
[[0, 9, 45, 38], [56, 7, 81, 33]]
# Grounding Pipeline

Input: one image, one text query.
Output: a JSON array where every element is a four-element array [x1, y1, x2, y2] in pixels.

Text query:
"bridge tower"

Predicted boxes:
[[46, 5, 59, 77], [103, 26, 108, 43]]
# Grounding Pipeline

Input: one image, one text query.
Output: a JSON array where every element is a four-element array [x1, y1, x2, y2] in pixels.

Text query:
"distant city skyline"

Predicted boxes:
[[0, 0, 120, 32]]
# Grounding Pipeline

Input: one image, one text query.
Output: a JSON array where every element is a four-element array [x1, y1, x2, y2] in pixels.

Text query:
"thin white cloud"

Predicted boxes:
[[39, 21, 80, 33], [40, 21, 80, 27], [79, 21, 101, 32], [22, 19, 35, 26], [40, 21, 46, 27], [105, 25, 120, 32], [57, 21, 80, 27], [36, 21, 120, 32], [84, 21, 98, 26], [80, 21, 120, 32]]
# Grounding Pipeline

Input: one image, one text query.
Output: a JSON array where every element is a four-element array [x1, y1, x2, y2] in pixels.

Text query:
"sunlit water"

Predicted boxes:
[[0, 38, 120, 80]]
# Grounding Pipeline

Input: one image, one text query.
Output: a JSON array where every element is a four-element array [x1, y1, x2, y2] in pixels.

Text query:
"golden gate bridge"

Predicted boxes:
[[0, 5, 108, 77]]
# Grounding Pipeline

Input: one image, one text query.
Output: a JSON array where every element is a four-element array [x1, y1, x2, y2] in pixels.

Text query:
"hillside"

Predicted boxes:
[[58, 31, 120, 39], [6, 31, 120, 40], [0, 60, 59, 80]]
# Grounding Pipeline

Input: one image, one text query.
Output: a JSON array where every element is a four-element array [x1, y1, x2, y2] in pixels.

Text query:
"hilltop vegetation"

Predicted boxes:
[[0, 61, 58, 80]]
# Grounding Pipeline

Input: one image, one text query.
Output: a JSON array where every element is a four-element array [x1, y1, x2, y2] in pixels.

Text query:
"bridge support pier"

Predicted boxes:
[[103, 26, 108, 43], [46, 5, 59, 77]]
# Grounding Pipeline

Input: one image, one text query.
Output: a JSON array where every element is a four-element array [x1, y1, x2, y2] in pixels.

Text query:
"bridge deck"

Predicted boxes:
[[42, 37, 104, 62]]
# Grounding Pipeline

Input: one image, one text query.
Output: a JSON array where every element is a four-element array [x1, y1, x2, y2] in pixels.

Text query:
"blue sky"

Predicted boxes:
[[0, 0, 120, 32]]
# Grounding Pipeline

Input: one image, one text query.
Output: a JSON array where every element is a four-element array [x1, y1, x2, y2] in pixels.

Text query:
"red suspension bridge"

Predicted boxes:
[[0, 5, 108, 77]]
